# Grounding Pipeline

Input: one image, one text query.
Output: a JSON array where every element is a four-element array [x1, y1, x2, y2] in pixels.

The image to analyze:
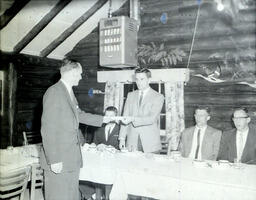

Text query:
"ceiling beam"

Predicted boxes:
[[40, 0, 108, 58], [0, 0, 30, 30], [13, 0, 71, 53]]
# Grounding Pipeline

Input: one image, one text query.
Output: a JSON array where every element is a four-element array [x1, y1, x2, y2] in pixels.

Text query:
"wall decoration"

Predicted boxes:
[[137, 42, 186, 68]]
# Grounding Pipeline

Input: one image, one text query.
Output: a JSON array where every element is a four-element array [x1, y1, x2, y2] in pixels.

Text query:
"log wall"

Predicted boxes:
[[2, 0, 255, 147], [68, 0, 256, 131]]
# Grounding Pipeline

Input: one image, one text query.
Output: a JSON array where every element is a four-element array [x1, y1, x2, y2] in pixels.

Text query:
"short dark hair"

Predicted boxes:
[[104, 106, 118, 115], [233, 107, 249, 117], [195, 105, 211, 115], [135, 67, 151, 78], [60, 59, 82, 75]]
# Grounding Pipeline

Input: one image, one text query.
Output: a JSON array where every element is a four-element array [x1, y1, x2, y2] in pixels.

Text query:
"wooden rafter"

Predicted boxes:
[[40, 0, 108, 57], [13, 0, 71, 53], [0, 0, 30, 30]]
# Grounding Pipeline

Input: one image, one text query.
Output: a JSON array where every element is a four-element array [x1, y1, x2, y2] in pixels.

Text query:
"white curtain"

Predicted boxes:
[[164, 82, 185, 150], [104, 82, 124, 115]]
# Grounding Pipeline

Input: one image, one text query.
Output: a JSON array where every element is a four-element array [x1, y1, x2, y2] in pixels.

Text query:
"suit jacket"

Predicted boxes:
[[119, 87, 164, 153], [40, 81, 103, 172], [93, 124, 120, 149], [218, 125, 256, 164], [179, 125, 222, 160]]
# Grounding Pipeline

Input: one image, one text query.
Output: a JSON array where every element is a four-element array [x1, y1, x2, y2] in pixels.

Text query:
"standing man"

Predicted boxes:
[[179, 106, 222, 160], [40, 59, 112, 200], [119, 68, 164, 153], [218, 107, 256, 164]]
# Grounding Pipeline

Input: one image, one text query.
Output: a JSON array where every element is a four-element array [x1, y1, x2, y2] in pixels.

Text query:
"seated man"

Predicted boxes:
[[179, 106, 222, 160], [93, 106, 120, 200], [93, 106, 120, 149], [218, 107, 256, 164]]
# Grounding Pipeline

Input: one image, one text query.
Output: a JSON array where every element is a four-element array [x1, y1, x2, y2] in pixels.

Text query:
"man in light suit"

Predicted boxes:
[[218, 107, 256, 164], [179, 106, 222, 160], [119, 67, 164, 153], [40, 59, 112, 200]]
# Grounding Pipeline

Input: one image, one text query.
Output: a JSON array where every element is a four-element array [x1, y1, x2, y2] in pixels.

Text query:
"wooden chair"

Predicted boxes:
[[160, 135, 169, 155], [0, 166, 30, 200], [23, 131, 42, 145], [30, 163, 44, 200]]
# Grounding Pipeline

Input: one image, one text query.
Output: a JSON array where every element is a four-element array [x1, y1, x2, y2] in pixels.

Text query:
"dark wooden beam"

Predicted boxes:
[[40, 0, 108, 57], [0, 0, 30, 30], [13, 0, 71, 53]]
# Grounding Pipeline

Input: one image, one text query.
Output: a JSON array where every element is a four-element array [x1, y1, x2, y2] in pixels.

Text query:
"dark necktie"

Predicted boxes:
[[106, 127, 112, 141], [139, 91, 143, 106], [195, 129, 201, 159]]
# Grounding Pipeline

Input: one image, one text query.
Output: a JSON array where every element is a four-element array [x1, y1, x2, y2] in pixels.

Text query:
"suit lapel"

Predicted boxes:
[[201, 126, 211, 158], [241, 127, 253, 162], [187, 127, 195, 156], [135, 90, 140, 109], [59, 81, 79, 123], [140, 88, 153, 107]]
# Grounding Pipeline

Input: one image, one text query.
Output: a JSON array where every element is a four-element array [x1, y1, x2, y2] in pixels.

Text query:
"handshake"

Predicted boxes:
[[103, 116, 135, 125]]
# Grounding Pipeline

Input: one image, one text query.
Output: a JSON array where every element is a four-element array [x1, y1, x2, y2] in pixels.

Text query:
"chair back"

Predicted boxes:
[[30, 163, 44, 200], [23, 131, 42, 145], [0, 166, 30, 200]]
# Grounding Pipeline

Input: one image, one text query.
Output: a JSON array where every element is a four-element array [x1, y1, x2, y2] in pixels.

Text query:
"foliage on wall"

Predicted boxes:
[[137, 42, 186, 68]]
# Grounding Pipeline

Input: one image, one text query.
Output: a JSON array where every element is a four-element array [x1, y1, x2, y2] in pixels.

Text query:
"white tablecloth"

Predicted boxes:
[[80, 145, 256, 200], [0, 145, 40, 173]]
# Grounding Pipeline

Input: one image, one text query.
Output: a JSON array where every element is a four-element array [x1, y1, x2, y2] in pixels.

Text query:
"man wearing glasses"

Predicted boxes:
[[218, 107, 256, 164]]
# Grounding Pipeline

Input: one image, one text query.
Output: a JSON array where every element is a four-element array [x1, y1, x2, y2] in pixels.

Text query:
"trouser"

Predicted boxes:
[[44, 169, 80, 200], [137, 136, 160, 154]]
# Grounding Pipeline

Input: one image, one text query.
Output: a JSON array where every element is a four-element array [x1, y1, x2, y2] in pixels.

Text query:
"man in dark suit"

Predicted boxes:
[[119, 68, 164, 153], [218, 107, 256, 164], [93, 106, 120, 149], [40, 59, 112, 200], [179, 106, 222, 160]]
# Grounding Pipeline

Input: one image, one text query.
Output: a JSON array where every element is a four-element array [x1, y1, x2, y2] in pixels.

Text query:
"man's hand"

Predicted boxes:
[[103, 116, 122, 124], [50, 162, 63, 174], [119, 139, 125, 149], [120, 116, 134, 125]]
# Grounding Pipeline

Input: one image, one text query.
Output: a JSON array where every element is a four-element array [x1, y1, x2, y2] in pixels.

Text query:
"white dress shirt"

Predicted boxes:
[[61, 79, 78, 106], [61, 79, 72, 98], [188, 126, 207, 160], [236, 128, 249, 161], [105, 123, 115, 141]]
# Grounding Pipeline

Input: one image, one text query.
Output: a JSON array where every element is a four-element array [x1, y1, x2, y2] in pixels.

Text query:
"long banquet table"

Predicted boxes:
[[80, 144, 256, 200], [1, 144, 256, 200]]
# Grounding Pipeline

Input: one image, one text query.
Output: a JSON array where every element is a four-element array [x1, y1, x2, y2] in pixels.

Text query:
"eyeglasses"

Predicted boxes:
[[232, 116, 249, 120]]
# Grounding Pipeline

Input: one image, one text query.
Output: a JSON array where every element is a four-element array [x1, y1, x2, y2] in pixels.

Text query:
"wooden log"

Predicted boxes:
[[184, 92, 256, 106], [140, 5, 256, 27], [40, 0, 108, 57], [0, 0, 30, 29], [138, 22, 255, 43], [8, 63, 17, 146], [14, 0, 72, 53]]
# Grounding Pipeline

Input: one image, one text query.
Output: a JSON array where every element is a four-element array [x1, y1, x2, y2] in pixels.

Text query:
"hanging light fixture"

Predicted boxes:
[[215, 0, 224, 11]]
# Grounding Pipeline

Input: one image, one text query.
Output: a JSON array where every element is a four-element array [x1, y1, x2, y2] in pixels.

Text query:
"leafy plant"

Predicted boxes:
[[137, 42, 186, 68]]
